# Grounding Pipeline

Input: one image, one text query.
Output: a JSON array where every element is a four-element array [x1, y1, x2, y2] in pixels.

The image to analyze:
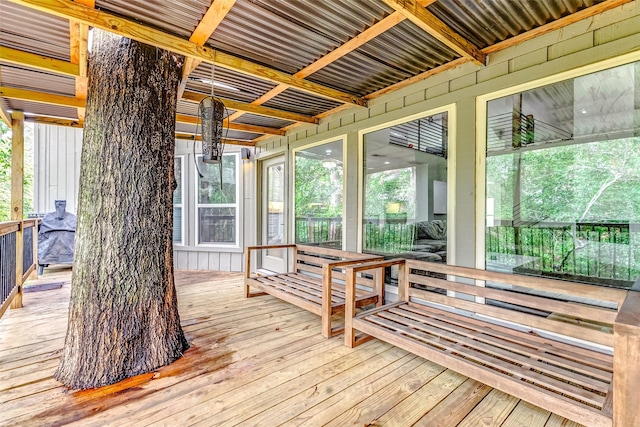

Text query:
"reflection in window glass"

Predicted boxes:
[[197, 154, 238, 245], [295, 140, 343, 249], [173, 156, 183, 244], [363, 113, 448, 263], [267, 163, 285, 258], [486, 61, 640, 288]]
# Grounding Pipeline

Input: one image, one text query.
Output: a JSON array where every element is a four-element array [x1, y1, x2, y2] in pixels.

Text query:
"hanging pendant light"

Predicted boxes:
[[193, 49, 229, 188]]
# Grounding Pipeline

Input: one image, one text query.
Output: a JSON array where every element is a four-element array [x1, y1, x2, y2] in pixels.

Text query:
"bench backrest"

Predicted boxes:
[[295, 244, 383, 289], [401, 259, 629, 347]]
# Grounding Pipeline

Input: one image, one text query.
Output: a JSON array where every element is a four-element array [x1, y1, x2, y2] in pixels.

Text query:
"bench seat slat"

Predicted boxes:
[[406, 260, 628, 306], [408, 287, 613, 347], [404, 303, 613, 369], [257, 276, 326, 306], [267, 274, 342, 304], [364, 310, 606, 407], [378, 308, 611, 393], [351, 313, 612, 427], [398, 304, 613, 380], [408, 273, 618, 325]]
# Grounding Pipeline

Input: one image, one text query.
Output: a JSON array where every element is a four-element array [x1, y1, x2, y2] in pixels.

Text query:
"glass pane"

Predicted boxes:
[[295, 140, 343, 249], [362, 112, 448, 264], [173, 157, 182, 204], [199, 207, 236, 244], [198, 155, 236, 204], [486, 62, 640, 288], [267, 164, 285, 258], [173, 207, 182, 243]]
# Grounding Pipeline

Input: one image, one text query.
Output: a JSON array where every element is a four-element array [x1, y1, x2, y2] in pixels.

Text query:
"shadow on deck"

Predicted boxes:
[[0, 268, 581, 426]]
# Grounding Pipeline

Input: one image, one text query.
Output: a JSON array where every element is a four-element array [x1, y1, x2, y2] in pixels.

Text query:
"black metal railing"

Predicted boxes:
[[487, 222, 640, 287], [295, 217, 342, 247], [22, 222, 34, 277], [1, 224, 18, 313]]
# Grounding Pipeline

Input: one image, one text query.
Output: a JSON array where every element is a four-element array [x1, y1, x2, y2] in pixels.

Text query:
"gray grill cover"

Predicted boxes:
[[38, 211, 76, 265]]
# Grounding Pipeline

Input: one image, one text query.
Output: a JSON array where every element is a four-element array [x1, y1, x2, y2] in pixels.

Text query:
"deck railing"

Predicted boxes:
[[0, 219, 39, 319], [487, 222, 640, 286], [295, 217, 342, 246]]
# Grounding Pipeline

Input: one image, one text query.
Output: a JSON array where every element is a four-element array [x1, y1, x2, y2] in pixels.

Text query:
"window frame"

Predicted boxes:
[[173, 155, 185, 246], [194, 152, 241, 249], [291, 136, 347, 251], [475, 51, 640, 271]]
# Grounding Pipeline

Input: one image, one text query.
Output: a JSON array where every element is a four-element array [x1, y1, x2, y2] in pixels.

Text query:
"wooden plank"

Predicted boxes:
[[457, 389, 520, 427], [406, 303, 613, 367], [352, 316, 612, 426], [408, 272, 618, 324], [382, 0, 485, 65], [0, 46, 79, 77], [0, 221, 20, 237], [413, 378, 492, 427], [182, 90, 317, 124], [378, 309, 610, 392], [397, 305, 613, 381], [0, 87, 84, 109], [324, 359, 446, 426], [501, 400, 551, 427], [408, 287, 614, 347], [406, 259, 628, 306], [10, 111, 24, 311], [175, 113, 284, 135], [372, 369, 468, 426], [613, 291, 640, 427], [178, 0, 237, 95], [27, 114, 84, 128], [8, 0, 367, 107], [366, 314, 607, 406]]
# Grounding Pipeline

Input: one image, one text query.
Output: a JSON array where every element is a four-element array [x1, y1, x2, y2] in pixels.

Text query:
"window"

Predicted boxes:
[[294, 140, 343, 249], [173, 156, 184, 245], [362, 112, 449, 262], [485, 61, 640, 288], [196, 153, 239, 246]]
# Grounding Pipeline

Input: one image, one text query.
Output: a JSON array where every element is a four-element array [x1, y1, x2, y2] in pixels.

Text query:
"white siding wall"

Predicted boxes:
[[33, 128, 254, 272], [254, 2, 640, 269], [172, 138, 254, 272], [34, 125, 83, 215]]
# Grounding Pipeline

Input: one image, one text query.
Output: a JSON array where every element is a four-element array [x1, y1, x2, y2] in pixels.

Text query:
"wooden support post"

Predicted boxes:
[[10, 111, 24, 310], [321, 264, 332, 338], [613, 291, 640, 426], [30, 223, 38, 279]]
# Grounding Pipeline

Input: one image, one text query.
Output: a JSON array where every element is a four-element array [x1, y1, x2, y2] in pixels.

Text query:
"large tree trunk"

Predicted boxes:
[[55, 31, 188, 390]]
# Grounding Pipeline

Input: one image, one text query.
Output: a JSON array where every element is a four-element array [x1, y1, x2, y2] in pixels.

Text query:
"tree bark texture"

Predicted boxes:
[[55, 31, 188, 390]]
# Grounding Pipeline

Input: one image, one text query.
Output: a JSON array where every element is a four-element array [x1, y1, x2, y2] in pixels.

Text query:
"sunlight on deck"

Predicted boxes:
[[0, 268, 581, 426]]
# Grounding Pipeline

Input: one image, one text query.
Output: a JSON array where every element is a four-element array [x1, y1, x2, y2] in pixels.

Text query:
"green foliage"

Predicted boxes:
[[294, 156, 343, 218], [198, 155, 236, 204], [364, 168, 415, 220], [0, 121, 10, 221]]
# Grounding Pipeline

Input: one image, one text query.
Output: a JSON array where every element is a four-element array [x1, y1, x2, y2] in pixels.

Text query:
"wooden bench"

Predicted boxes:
[[344, 258, 640, 427], [245, 244, 383, 338]]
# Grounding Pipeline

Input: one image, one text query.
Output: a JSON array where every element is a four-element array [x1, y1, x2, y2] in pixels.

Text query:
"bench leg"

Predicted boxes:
[[244, 282, 267, 298]]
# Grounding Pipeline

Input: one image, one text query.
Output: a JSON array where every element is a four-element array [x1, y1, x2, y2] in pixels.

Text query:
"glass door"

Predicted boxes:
[[261, 156, 287, 272]]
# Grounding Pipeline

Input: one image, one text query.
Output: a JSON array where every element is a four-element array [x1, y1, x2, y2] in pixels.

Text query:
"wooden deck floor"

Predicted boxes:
[[0, 268, 582, 426]]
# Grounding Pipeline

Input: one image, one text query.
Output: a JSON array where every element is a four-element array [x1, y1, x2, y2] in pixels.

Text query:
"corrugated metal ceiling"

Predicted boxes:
[[0, 0, 625, 144], [0, 0, 71, 61], [6, 99, 78, 120]]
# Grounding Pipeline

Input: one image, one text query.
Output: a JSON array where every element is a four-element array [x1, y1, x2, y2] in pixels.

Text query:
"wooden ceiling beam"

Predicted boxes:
[[175, 113, 284, 135], [179, 0, 237, 100], [227, 0, 436, 123], [367, 0, 632, 100], [382, 0, 485, 65], [175, 132, 255, 146], [0, 46, 80, 77], [182, 90, 318, 124], [8, 0, 366, 107], [69, 0, 94, 121], [27, 115, 84, 127], [0, 101, 10, 126], [0, 87, 85, 108]]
